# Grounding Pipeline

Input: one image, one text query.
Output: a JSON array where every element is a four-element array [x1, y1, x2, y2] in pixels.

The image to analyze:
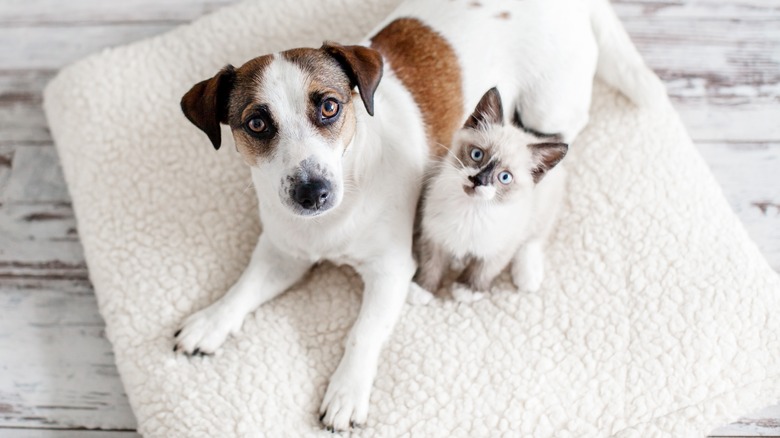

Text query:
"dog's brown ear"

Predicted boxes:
[[464, 87, 504, 130], [529, 142, 568, 183], [180, 65, 236, 150], [321, 42, 383, 116]]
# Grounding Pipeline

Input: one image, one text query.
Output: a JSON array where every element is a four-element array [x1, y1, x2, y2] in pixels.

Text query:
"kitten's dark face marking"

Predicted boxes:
[[467, 158, 497, 187]]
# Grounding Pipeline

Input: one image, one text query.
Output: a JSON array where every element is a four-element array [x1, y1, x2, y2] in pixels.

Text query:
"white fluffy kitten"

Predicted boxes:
[[413, 88, 567, 303]]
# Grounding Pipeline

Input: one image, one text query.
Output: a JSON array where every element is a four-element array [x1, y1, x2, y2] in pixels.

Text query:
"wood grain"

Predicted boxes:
[[697, 142, 780, 272], [0, 429, 139, 438], [0, 280, 136, 430], [0, 25, 174, 71], [1, 0, 236, 25], [711, 404, 780, 437], [0, 0, 778, 436]]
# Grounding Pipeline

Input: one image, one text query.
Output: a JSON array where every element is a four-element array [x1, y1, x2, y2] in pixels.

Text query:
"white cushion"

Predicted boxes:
[[43, 0, 780, 436]]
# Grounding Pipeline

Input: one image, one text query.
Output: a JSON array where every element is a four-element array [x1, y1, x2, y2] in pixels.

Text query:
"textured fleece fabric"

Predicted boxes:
[[42, 0, 780, 436]]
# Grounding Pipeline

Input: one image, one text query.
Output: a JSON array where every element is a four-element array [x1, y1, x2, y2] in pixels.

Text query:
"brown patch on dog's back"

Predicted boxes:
[[370, 18, 464, 158], [496, 11, 511, 20]]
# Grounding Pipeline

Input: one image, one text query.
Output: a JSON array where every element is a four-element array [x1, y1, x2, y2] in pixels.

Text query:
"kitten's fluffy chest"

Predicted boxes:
[[421, 184, 530, 259]]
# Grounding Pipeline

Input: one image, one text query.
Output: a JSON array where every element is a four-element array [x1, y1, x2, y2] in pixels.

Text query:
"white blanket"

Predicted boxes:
[[43, 0, 780, 436]]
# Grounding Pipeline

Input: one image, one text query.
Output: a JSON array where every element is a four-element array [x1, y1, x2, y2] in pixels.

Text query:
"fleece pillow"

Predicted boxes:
[[43, 0, 780, 436]]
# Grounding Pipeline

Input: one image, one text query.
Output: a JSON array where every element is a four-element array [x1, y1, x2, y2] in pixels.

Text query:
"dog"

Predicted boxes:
[[176, 0, 663, 431]]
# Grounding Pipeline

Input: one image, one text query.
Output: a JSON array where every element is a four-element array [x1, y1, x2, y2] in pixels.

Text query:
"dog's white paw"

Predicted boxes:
[[407, 282, 435, 305], [512, 253, 544, 293], [173, 304, 242, 355], [451, 283, 485, 303], [319, 364, 372, 431]]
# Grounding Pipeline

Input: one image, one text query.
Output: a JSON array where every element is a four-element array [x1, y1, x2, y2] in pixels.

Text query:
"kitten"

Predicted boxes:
[[412, 87, 567, 303]]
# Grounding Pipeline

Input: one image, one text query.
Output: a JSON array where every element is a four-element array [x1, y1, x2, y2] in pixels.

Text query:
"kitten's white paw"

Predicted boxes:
[[319, 362, 372, 431], [512, 254, 545, 293], [173, 304, 242, 355], [408, 282, 435, 305], [451, 283, 485, 303]]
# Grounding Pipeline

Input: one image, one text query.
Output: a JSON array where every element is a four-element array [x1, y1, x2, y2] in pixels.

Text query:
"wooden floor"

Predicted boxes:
[[1, 0, 778, 436]]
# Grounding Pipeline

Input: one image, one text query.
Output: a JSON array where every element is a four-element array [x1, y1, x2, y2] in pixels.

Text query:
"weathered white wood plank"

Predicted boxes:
[[614, 0, 780, 143], [0, 144, 85, 279], [695, 142, 780, 272], [0, 148, 12, 193], [0, 71, 54, 146], [1, 146, 69, 203], [0, 202, 87, 281], [711, 403, 780, 437], [0, 70, 52, 101], [1, 0, 236, 25], [615, 0, 780, 13], [0, 280, 136, 430], [0, 104, 51, 146], [0, 25, 174, 71], [0, 429, 139, 438], [676, 102, 780, 143]]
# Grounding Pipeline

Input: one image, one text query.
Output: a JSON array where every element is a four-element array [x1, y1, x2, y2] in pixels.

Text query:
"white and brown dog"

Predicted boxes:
[[176, 0, 663, 431]]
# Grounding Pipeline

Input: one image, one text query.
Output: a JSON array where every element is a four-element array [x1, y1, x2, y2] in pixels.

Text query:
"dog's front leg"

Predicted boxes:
[[174, 234, 312, 355], [319, 252, 414, 431]]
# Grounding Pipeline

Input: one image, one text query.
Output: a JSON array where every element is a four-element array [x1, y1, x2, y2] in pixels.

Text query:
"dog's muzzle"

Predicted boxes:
[[293, 178, 332, 211]]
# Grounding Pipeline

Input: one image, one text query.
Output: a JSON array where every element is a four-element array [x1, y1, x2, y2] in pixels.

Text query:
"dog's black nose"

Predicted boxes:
[[293, 179, 331, 210]]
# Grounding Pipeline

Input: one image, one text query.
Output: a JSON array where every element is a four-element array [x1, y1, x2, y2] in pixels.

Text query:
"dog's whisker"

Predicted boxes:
[[241, 181, 255, 195]]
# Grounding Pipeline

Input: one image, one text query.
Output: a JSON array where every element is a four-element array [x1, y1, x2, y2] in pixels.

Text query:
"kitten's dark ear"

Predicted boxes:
[[464, 87, 504, 129], [321, 42, 384, 116], [529, 142, 568, 183], [180, 65, 236, 150]]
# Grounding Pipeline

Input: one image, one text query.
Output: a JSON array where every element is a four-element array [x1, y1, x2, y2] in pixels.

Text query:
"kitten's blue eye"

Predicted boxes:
[[470, 147, 484, 162], [498, 171, 513, 184]]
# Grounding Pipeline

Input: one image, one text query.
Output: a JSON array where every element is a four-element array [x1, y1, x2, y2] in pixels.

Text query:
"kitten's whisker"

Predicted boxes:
[[436, 142, 467, 170], [429, 162, 468, 182], [443, 160, 472, 178], [429, 151, 468, 174]]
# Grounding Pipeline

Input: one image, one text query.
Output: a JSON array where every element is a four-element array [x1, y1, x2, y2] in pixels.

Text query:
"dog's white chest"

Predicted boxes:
[[261, 215, 353, 263]]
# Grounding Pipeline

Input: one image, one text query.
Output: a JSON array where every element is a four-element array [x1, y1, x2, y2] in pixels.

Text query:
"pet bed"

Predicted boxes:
[[43, 0, 780, 436]]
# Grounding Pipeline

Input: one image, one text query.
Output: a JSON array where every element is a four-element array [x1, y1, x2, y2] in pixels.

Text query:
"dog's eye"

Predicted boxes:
[[320, 98, 340, 120], [498, 171, 513, 185], [470, 147, 484, 162], [246, 117, 267, 133]]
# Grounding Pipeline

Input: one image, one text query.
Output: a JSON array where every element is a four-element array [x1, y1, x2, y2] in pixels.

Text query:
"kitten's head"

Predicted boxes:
[[442, 87, 568, 202]]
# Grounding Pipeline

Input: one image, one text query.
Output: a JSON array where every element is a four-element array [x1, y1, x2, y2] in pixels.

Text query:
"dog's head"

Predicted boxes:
[[181, 43, 383, 218]]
